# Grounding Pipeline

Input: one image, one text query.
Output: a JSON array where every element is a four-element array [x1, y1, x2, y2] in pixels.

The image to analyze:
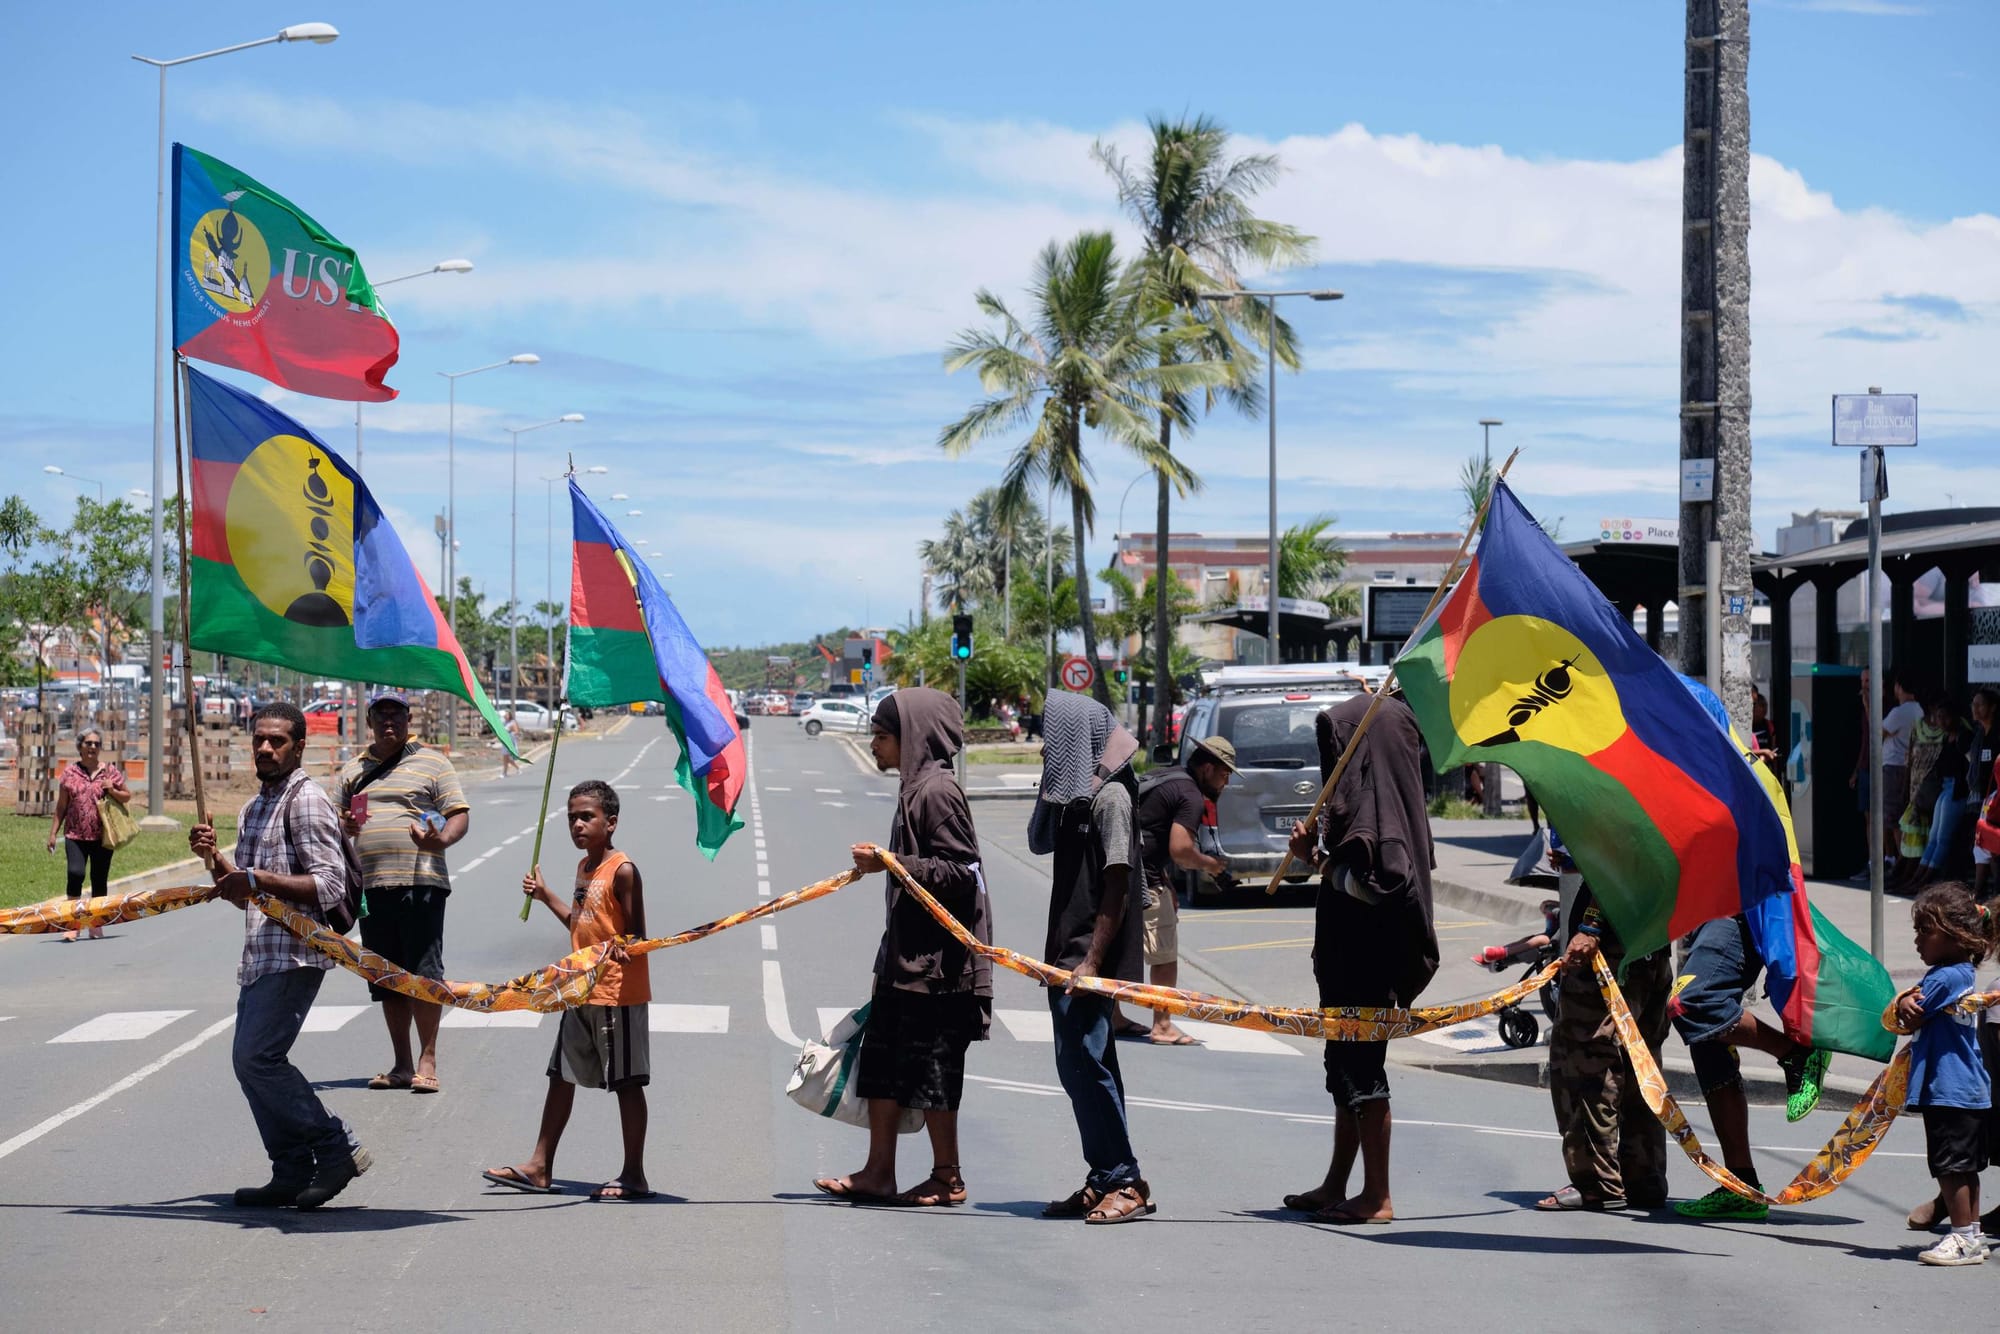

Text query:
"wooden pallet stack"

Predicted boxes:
[[13, 709, 56, 817]]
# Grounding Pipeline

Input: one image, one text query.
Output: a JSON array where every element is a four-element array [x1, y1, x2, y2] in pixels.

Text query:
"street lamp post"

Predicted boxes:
[[544, 466, 608, 712], [134, 21, 338, 827], [504, 415, 584, 716], [43, 466, 106, 504], [1200, 287, 1342, 662], [437, 354, 538, 748]]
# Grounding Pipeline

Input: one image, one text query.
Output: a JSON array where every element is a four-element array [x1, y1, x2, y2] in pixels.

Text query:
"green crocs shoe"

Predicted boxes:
[[1673, 1187, 1769, 1222], [1781, 1047, 1831, 1123]]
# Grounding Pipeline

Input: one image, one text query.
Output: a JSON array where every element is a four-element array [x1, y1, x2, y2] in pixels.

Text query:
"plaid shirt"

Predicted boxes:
[[234, 766, 347, 987]]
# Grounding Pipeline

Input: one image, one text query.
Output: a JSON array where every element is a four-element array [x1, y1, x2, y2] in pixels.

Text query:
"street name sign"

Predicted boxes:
[[1832, 393, 1917, 447]]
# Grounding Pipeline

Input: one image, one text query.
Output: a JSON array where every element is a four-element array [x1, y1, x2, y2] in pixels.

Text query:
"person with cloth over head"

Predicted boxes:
[[1028, 692, 1155, 1223], [815, 687, 993, 1208], [1282, 689, 1439, 1224]]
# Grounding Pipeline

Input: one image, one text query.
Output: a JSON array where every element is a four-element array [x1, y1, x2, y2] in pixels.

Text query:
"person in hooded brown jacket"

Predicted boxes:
[[1283, 690, 1439, 1224], [814, 688, 993, 1207]]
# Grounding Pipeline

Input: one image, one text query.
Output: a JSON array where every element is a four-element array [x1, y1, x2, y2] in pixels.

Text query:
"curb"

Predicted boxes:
[[105, 846, 239, 896], [1393, 1046, 1876, 1115], [1428, 873, 1546, 928]]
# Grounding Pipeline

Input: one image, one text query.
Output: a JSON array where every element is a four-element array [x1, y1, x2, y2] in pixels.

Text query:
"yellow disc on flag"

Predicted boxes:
[[1446, 616, 1624, 754], [187, 208, 271, 315], [226, 434, 356, 627]]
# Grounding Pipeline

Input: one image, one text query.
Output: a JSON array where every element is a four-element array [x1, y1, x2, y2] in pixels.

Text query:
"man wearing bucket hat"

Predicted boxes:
[[1119, 736, 1237, 1045], [336, 690, 472, 1095]]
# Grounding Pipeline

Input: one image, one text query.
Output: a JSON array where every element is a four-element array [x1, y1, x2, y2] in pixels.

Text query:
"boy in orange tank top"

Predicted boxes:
[[482, 780, 653, 1200]]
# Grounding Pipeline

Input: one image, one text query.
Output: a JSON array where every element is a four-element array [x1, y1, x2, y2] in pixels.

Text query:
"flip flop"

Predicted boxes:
[[1149, 1032, 1202, 1046], [813, 1177, 892, 1204], [1281, 1193, 1335, 1213], [367, 1073, 414, 1091], [1535, 1185, 1625, 1212], [481, 1167, 559, 1194], [590, 1182, 656, 1202], [410, 1074, 440, 1094], [1311, 1203, 1393, 1225]]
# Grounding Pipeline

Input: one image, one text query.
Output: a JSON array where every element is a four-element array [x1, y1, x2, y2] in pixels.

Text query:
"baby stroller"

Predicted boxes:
[[1473, 900, 1562, 1049]]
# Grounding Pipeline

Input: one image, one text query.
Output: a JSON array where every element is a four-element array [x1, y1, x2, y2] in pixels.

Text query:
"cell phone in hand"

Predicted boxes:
[[349, 792, 369, 825]]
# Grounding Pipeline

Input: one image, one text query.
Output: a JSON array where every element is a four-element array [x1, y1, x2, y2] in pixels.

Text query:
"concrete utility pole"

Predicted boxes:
[[1678, 0, 1755, 729]]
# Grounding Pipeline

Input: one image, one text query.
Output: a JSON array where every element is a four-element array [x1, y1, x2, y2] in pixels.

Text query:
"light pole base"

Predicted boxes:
[[138, 814, 181, 833]]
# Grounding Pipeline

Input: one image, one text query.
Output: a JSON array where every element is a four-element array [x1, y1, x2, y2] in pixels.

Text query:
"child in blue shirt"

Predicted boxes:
[[1897, 882, 1999, 1266]]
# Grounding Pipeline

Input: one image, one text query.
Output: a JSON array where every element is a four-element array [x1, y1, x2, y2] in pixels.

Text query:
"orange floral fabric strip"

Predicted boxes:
[[0, 885, 218, 934]]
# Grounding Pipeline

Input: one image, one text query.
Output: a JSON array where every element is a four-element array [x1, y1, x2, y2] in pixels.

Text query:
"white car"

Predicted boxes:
[[798, 698, 870, 737]]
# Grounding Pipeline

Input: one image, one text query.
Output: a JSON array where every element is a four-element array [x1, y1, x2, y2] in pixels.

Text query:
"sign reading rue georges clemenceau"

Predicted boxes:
[[1832, 393, 1918, 447]]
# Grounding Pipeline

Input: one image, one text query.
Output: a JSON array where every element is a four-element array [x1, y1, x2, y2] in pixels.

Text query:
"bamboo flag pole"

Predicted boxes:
[[1262, 447, 1520, 895], [169, 356, 209, 846], [520, 710, 565, 922]]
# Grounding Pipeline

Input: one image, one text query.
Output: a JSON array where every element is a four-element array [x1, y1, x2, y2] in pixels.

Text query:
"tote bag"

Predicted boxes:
[[96, 793, 140, 852], [785, 1002, 922, 1133]]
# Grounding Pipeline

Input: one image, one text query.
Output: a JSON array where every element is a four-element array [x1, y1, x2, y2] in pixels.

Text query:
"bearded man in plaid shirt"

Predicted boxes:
[[190, 702, 372, 1210]]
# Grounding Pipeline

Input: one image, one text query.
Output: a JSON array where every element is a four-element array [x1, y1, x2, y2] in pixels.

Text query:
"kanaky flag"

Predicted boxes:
[[185, 366, 516, 753], [1395, 482, 1793, 963], [566, 481, 744, 857], [173, 145, 399, 402]]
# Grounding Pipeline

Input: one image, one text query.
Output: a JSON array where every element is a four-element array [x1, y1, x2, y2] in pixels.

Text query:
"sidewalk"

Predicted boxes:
[[1404, 817, 1926, 1111]]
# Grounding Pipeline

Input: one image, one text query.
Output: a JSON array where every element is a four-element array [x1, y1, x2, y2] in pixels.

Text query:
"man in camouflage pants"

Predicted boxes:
[[1535, 845, 1672, 1212]]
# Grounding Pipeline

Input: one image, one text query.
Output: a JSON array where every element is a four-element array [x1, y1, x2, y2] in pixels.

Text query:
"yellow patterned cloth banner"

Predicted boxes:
[[253, 867, 862, 1012], [873, 848, 1557, 1040], [0, 885, 219, 934]]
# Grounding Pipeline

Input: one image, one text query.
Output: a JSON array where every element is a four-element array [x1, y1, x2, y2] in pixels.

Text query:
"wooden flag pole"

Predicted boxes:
[[520, 708, 566, 922], [169, 356, 209, 847], [1262, 447, 1520, 895]]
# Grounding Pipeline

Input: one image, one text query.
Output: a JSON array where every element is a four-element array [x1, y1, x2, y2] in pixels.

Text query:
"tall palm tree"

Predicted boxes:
[[939, 231, 1220, 706], [917, 507, 995, 612], [1097, 115, 1316, 744]]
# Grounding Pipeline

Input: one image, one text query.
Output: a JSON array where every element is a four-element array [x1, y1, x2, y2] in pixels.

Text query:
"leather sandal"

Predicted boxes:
[[1084, 1181, 1156, 1225], [1042, 1184, 1106, 1219], [883, 1167, 966, 1208]]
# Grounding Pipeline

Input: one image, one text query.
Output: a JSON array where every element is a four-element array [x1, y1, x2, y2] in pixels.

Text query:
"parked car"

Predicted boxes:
[[793, 690, 818, 711], [798, 697, 870, 737], [1171, 665, 1368, 903], [763, 693, 791, 717]]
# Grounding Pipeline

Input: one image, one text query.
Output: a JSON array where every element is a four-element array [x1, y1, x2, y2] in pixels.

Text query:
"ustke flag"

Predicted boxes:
[[566, 480, 744, 857], [173, 145, 400, 401], [184, 366, 516, 753]]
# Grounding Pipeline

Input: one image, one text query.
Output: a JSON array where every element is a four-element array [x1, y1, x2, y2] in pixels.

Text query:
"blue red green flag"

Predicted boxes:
[[184, 366, 516, 754], [566, 481, 744, 857], [1395, 482, 1795, 963], [173, 145, 399, 402]]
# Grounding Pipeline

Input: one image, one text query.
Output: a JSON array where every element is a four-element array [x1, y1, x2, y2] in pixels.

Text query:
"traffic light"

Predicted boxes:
[[950, 613, 973, 661], [861, 645, 874, 667], [1113, 665, 1129, 687]]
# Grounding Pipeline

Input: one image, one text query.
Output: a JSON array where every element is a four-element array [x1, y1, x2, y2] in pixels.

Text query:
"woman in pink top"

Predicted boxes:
[[44, 728, 131, 942]]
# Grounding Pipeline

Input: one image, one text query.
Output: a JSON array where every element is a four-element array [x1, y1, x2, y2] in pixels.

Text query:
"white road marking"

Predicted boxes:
[[867, 792, 891, 798], [502, 835, 522, 846], [761, 960, 805, 1047], [814, 788, 842, 794], [649, 1003, 729, 1034], [800, 770, 823, 776], [0, 1016, 235, 1164], [994, 1009, 1054, 1043], [765, 786, 790, 792], [652, 795, 675, 802], [822, 801, 849, 808], [757, 880, 771, 899], [440, 1010, 544, 1029], [1179, 1019, 1304, 1057], [49, 1010, 191, 1044], [760, 924, 778, 951], [300, 1005, 369, 1034], [1409, 1015, 1540, 1056]]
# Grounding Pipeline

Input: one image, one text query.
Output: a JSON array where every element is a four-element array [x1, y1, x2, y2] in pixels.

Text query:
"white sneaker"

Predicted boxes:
[[1918, 1232, 1989, 1266]]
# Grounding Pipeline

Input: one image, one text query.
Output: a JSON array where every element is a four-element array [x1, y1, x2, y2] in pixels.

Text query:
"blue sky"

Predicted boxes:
[[4, 0, 1995, 646]]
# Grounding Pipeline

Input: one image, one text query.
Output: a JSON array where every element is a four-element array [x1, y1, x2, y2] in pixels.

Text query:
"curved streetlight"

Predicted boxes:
[[44, 465, 106, 503], [1198, 286, 1344, 658], [503, 414, 585, 705], [134, 21, 338, 824]]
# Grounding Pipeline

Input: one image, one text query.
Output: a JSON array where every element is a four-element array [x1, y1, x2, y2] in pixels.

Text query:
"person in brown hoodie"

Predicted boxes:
[[1283, 690, 1439, 1224], [813, 688, 993, 1207]]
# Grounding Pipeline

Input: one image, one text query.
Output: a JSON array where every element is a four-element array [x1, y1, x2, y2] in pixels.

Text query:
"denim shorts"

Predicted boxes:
[[1668, 916, 1761, 1092]]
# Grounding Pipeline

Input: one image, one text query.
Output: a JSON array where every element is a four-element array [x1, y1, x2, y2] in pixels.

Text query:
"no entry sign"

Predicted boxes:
[[1059, 655, 1095, 691]]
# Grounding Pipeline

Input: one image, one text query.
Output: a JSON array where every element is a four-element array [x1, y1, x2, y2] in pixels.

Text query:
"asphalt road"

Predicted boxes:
[[0, 719, 1981, 1331]]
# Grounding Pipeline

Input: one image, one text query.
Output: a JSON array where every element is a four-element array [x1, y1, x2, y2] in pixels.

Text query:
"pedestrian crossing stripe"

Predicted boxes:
[[49, 1011, 191, 1044], [17, 1005, 1306, 1055]]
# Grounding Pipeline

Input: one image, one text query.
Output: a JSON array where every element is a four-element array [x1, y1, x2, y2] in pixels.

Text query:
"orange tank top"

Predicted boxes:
[[570, 851, 649, 1005]]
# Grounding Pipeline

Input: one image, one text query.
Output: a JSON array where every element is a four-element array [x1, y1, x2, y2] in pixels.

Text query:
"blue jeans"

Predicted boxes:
[[234, 968, 357, 1185], [1921, 778, 1974, 868], [1047, 991, 1140, 1190]]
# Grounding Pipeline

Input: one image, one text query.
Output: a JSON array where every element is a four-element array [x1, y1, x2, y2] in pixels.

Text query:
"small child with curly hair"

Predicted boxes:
[[1897, 882, 1999, 1265]]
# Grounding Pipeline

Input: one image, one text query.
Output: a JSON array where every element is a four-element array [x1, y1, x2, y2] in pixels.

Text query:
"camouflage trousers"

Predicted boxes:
[[1549, 947, 1673, 1205]]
